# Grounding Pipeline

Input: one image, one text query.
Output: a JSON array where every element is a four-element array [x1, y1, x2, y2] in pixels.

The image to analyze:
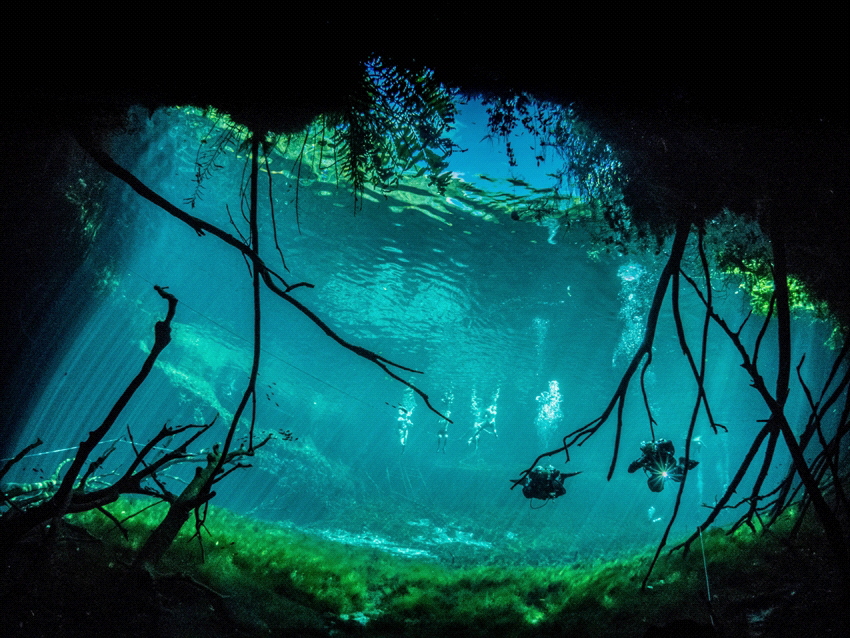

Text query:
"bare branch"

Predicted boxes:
[[0, 439, 43, 483], [96, 504, 130, 540], [51, 285, 177, 510], [512, 216, 692, 486], [74, 131, 449, 422]]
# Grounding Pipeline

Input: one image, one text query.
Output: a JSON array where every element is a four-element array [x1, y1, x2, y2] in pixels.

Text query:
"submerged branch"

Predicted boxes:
[[643, 232, 715, 586], [671, 423, 773, 556], [513, 216, 692, 486], [0, 287, 178, 549], [74, 131, 450, 423], [677, 211, 848, 584], [52, 285, 177, 510], [0, 440, 43, 484], [267, 279, 450, 421]]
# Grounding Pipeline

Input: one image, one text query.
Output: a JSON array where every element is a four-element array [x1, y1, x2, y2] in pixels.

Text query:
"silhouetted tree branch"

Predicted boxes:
[[510, 208, 847, 590], [4, 125, 454, 569], [134, 136, 269, 568], [72, 129, 451, 423], [0, 439, 43, 485], [0, 287, 190, 550], [511, 214, 692, 490], [670, 215, 849, 587]]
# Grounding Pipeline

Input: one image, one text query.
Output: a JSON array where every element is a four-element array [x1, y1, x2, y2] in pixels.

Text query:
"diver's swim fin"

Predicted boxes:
[[679, 457, 699, 470]]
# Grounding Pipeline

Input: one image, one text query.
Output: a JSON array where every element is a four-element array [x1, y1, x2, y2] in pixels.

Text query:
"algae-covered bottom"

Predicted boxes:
[[0, 500, 846, 637]]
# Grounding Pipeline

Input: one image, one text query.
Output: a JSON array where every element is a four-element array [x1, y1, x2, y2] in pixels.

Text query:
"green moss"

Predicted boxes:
[[724, 258, 832, 320], [703, 209, 842, 335], [69, 497, 832, 636]]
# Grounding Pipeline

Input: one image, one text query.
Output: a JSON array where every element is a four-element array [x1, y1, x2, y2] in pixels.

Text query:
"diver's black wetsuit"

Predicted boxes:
[[628, 439, 698, 492], [522, 465, 568, 500]]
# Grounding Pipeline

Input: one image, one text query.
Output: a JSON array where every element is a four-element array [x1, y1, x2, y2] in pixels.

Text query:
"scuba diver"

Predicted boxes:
[[467, 420, 497, 450], [628, 439, 699, 492], [436, 426, 448, 453], [521, 465, 581, 501], [397, 405, 414, 454]]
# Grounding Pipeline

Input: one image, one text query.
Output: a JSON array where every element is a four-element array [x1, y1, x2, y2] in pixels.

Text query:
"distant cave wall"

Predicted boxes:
[[0, 126, 132, 457]]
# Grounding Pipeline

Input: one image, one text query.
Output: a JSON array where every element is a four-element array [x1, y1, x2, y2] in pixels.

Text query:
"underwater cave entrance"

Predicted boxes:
[[1, 78, 848, 635]]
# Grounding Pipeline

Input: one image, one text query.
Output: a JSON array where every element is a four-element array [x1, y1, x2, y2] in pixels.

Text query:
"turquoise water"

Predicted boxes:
[[4, 106, 838, 565]]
